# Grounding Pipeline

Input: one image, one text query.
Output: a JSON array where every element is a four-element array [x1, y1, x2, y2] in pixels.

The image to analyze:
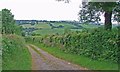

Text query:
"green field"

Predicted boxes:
[[35, 23, 50, 29], [33, 28, 65, 36], [52, 23, 77, 28], [80, 24, 101, 29], [21, 24, 33, 28], [21, 22, 100, 36]]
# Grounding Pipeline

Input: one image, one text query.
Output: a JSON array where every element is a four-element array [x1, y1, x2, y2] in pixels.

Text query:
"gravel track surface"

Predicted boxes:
[[27, 44, 87, 70]]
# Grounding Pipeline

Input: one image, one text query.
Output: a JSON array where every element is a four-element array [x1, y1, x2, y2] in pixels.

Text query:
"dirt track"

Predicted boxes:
[[27, 44, 87, 70]]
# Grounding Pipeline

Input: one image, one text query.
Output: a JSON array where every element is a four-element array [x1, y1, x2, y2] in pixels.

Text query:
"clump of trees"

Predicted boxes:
[[49, 23, 64, 29], [1, 9, 22, 35]]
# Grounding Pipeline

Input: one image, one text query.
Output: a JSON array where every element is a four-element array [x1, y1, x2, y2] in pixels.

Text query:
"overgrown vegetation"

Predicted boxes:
[[1, 9, 31, 70], [29, 42, 118, 70], [25, 27, 119, 70], [2, 9, 22, 35], [2, 35, 31, 70]]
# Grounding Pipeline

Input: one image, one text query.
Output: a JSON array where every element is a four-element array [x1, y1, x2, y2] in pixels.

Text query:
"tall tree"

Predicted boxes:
[[79, 1, 119, 30], [2, 9, 15, 34], [2, 9, 22, 35]]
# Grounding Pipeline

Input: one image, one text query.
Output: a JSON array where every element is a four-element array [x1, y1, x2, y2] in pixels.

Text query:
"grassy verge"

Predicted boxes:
[[31, 42, 118, 70], [2, 35, 31, 70]]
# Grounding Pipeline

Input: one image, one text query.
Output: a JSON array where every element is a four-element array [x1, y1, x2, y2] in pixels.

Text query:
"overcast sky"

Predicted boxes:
[[0, 0, 82, 21]]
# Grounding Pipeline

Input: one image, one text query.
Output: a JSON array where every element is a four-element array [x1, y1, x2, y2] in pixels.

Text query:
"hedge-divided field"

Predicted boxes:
[[21, 22, 100, 36], [25, 27, 119, 70], [2, 34, 31, 70]]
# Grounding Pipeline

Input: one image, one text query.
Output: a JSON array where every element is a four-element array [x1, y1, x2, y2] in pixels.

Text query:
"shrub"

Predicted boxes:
[[26, 28, 119, 63], [2, 35, 31, 70]]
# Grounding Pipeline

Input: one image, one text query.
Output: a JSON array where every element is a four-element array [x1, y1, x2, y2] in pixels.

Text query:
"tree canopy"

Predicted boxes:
[[80, 1, 120, 30], [2, 9, 22, 35]]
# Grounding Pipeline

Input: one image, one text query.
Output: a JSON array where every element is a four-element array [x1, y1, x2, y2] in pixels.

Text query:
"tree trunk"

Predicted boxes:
[[104, 11, 112, 30]]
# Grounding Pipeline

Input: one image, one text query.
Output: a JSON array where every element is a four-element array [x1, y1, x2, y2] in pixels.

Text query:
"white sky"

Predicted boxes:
[[0, 0, 82, 21]]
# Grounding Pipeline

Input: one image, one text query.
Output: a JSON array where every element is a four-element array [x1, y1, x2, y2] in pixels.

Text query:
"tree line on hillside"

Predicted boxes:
[[15, 20, 82, 25], [49, 23, 64, 29], [16, 20, 38, 25]]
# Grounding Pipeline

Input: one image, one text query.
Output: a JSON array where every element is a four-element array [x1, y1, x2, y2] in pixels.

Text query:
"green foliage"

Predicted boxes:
[[2, 35, 31, 70], [2, 9, 15, 34], [33, 28, 65, 36], [1, 9, 22, 35], [0, 11, 1, 34], [26, 28, 119, 63], [21, 22, 100, 36], [64, 28, 71, 33], [1, 9, 31, 70], [114, 1, 120, 22], [14, 25, 22, 35], [79, 2, 119, 30], [31, 43, 118, 70]]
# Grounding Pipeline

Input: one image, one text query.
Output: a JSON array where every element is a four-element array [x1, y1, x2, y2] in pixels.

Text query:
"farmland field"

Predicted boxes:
[[52, 23, 77, 28], [33, 28, 65, 36], [35, 23, 50, 29], [80, 24, 101, 29], [21, 22, 100, 36]]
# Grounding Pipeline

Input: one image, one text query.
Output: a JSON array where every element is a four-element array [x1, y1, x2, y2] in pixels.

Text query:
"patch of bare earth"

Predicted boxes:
[[27, 44, 88, 70]]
